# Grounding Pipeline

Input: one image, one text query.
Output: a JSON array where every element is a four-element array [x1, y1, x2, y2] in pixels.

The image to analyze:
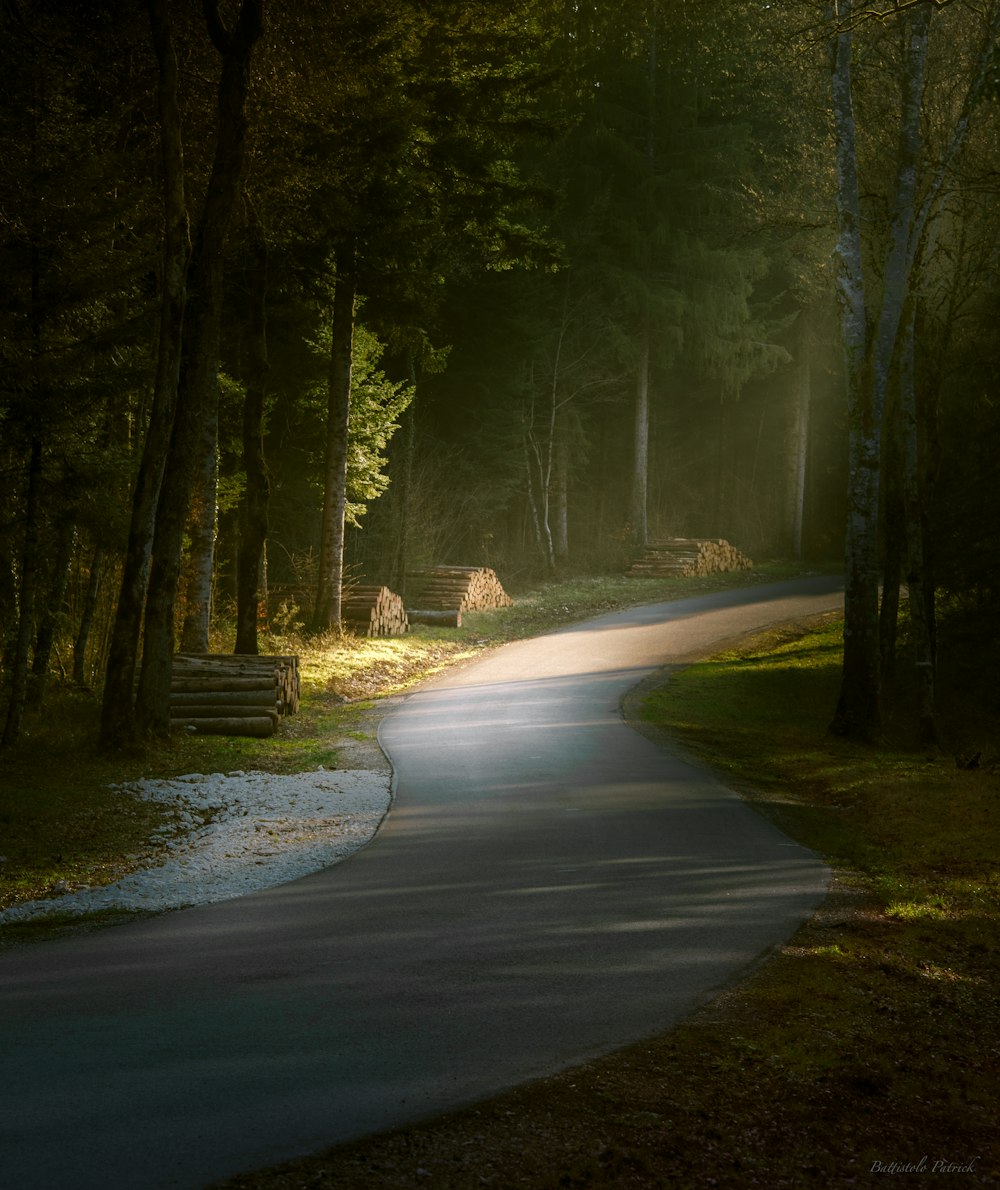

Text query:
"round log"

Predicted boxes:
[[170, 716, 277, 737]]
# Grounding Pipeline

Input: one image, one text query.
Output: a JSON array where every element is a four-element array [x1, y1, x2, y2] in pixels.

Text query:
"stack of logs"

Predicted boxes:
[[405, 566, 513, 628], [626, 538, 753, 578], [343, 585, 409, 637], [169, 653, 300, 738]]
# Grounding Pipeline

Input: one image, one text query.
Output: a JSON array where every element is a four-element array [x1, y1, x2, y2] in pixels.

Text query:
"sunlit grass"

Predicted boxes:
[[628, 612, 1000, 1183]]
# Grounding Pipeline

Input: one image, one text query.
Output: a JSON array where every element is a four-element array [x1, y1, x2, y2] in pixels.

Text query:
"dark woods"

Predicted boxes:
[[1, 0, 998, 747]]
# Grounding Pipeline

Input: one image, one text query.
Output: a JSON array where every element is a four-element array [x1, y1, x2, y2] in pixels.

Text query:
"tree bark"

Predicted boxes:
[[2, 437, 42, 747], [73, 544, 105, 687], [390, 356, 418, 594], [136, 0, 264, 737], [554, 427, 570, 565], [827, 1, 877, 740], [29, 518, 75, 706], [830, 1, 930, 740], [899, 307, 936, 744], [313, 248, 356, 632], [631, 324, 650, 548], [879, 414, 904, 685], [784, 315, 811, 560], [235, 210, 270, 654], [178, 415, 219, 653], [99, 0, 189, 748]]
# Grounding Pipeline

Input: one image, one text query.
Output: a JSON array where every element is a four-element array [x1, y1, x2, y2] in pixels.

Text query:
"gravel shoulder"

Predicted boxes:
[[0, 704, 395, 928]]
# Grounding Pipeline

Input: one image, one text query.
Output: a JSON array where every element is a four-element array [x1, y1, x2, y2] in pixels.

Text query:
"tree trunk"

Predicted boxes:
[[899, 308, 936, 744], [136, 0, 264, 737], [831, 2, 933, 741], [235, 211, 270, 654], [827, 11, 879, 739], [99, 0, 189, 748], [179, 414, 219, 653], [29, 518, 75, 706], [313, 248, 356, 632], [554, 427, 570, 565], [784, 317, 811, 560], [631, 325, 650, 548], [2, 437, 42, 747], [73, 544, 105, 687], [390, 357, 418, 593], [879, 413, 904, 686], [524, 435, 546, 568]]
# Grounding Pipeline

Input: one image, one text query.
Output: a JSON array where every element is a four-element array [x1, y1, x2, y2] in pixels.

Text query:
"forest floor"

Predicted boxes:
[[3, 568, 998, 1187]]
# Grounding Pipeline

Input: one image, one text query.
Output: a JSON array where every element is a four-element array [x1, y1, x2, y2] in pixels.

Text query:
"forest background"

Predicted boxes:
[[1, 0, 998, 749]]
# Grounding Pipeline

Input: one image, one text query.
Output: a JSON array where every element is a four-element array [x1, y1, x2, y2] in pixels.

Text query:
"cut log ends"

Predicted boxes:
[[343, 585, 409, 637], [405, 566, 512, 612], [626, 538, 753, 578], [168, 653, 300, 737]]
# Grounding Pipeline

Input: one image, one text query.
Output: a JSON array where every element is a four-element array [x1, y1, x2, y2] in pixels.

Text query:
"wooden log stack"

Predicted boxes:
[[169, 653, 301, 737], [405, 566, 513, 614], [343, 585, 409, 637], [626, 538, 753, 578]]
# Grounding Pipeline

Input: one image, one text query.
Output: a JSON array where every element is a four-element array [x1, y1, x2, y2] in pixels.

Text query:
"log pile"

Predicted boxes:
[[626, 538, 753, 578], [169, 653, 300, 737], [405, 566, 513, 614], [343, 585, 409, 637]]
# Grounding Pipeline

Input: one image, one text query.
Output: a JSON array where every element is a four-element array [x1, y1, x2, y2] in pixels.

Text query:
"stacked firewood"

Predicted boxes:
[[169, 653, 300, 738], [626, 538, 753, 578], [343, 585, 409, 637], [405, 566, 513, 615]]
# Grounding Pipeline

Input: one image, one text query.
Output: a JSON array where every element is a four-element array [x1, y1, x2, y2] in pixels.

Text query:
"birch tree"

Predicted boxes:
[[826, 0, 1000, 740]]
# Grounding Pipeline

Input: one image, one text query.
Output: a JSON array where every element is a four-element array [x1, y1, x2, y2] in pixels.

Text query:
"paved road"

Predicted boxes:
[[0, 577, 842, 1190]]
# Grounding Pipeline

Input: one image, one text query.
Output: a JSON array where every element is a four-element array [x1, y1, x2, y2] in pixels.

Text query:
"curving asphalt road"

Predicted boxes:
[[0, 576, 843, 1190]]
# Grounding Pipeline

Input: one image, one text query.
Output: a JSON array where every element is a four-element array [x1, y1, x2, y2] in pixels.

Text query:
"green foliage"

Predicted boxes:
[[300, 318, 414, 527]]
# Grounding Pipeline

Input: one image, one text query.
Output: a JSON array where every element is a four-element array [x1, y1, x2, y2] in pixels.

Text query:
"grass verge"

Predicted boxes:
[[208, 609, 999, 1189]]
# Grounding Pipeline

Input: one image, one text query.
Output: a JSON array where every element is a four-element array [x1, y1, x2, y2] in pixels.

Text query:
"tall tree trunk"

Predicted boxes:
[[785, 316, 811, 560], [524, 435, 547, 567], [899, 308, 936, 744], [390, 356, 418, 594], [827, 2, 876, 740], [829, 2, 930, 740], [73, 544, 105, 687], [2, 437, 42, 747], [313, 250, 356, 632], [135, 0, 264, 736], [712, 396, 731, 538], [879, 408, 904, 685], [554, 426, 570, 565], [29, 518, 75, 705], [179, 417, 219, 653], [99, 0, 189, 748], [631, 325, 650, 548], [235, 211, 270, 654]]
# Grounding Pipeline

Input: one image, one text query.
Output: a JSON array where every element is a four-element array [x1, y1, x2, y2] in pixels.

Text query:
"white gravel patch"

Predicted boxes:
[[0, 768, 392, 924]]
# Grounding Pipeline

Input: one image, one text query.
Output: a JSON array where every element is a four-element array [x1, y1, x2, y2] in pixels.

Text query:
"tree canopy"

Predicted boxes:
[[2, 0, 998, 747]]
